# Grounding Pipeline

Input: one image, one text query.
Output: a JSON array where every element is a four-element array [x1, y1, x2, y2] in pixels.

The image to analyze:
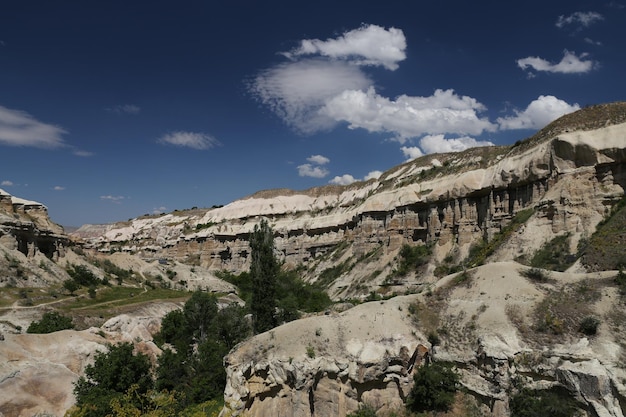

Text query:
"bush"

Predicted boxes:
[[394, 244, 432, 276], [510, 388, 579, 417], [27, 311, 74, 333], [347, 403, 377, 417], [520, 267, 551, 283], [579, 315, 600, 335], [406, 362, 459, 413]]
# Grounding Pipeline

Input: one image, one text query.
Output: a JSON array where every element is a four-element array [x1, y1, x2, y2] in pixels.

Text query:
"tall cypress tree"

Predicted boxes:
[[249, 219, 278, 333]]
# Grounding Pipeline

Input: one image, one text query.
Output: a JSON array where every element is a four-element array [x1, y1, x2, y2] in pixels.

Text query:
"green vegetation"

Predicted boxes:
[[529, 234, 575, 271], [392, 243, 432, 277], [615, 269, 626, 295], [249, 219, 279, 333], [155, 291, 250, 405], [346, 403, 377, 417], [582, 195, 626, 270], [579, 315, 600, 335], [510, 388, 581, 417], [71, 342, 153, 417], [406, 362, 459, 414], [520, 267, 551, 283], [27, 311, 74, 333], [467, 208, 534, 267], [532, 280, 601, 340], [317, 260, 352, 287]]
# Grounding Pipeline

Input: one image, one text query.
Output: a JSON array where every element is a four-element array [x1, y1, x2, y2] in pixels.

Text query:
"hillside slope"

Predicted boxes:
[[75, 103, 626, 299]]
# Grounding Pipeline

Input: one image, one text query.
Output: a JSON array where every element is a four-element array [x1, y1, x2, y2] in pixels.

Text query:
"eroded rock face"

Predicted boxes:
[[221, 296, 429, 417], [222, 263, 626, 417], [0, 188, 68, 262], [74, 120, 626, 299], [0, 302, 179, 417]]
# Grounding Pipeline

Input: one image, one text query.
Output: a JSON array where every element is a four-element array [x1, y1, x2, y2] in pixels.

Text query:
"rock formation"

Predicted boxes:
[[0, 188, 68, 261], [221, 263, 626, 417], [75, 103, 626, 299]]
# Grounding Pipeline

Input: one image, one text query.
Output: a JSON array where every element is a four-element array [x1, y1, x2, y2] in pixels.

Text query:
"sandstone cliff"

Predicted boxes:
[[75, 103, 626, 299]]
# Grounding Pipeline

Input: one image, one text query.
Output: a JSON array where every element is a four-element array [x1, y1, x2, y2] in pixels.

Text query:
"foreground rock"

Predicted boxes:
[[0, 302, 179, 417], [221, 262, 626, 417]]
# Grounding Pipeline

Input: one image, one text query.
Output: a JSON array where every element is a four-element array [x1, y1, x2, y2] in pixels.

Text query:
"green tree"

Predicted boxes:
[[249, 219, 278, 333], [27, 311, 74, 333], [406, 362, 459, 413], [510, 388, 579, 417], [183, 291, 218, 343], [73, 342, 152, 417], [63, 279, 80, 295]]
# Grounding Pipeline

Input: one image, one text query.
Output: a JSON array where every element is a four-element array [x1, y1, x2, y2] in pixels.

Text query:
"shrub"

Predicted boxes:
[[510, 388, 579, 417], [579, 315, 600, 335], [27, 311, 74, 333], [406, 362, 459, 413], [520, 267, 551, 283], [347, 403, 377, 417], [394, 244, 432, 276]]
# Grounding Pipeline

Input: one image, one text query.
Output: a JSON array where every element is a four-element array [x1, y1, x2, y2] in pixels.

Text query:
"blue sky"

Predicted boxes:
[[1, 1, 624, 227]]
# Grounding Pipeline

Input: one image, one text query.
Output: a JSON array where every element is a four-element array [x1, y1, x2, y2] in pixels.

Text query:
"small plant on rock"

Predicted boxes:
[[579, 315, 600, 335]]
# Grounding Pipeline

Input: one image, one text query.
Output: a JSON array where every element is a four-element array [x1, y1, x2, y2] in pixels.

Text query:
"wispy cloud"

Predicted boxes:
[[106, 104, 141, 115], [1, 180, 14, 186], [497, 95, 580, 130], [153, 206, 167, 215], [100, 195, 125, 204], [517, 50, 597, 75], [0, 105, 67, 148], [250, 59, 372, 134], [157, 131, 221, 150], [556, 11, 604, 29], [53, 186, 65, 191], [283, 24, 407, 70], [73, 149, 94, 157]]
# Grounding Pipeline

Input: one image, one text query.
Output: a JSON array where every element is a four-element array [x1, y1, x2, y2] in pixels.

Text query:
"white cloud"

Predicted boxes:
[[584, 37, 602, 46], [364, 170, 383, 181], [307, 154, 330, 165], [249, 59, 372, 134], [73, 150, 94, 157], [100, 195, 125, 204], [497, 95, 580, 130], [329, 174, 357, 185], [0, 105, 67, 148], [419, 135, 494, 154], [401, 146, 424, 161], [53, 186, 65, 191], [284, 24, 407, 70], [157, 131, 221, 150], [556, 11, 604, 29], [321, 87, 495, 142], [106, 104, 141, 114], [153, 206, 167, 215], [297, 163, 329, 178], [1, 180, 14, 186], [517, 50, 596, 74]]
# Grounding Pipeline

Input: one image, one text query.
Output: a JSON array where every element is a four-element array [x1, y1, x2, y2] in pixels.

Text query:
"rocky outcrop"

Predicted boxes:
[[0, 302, 179, 417], [221, 262, 626, 417], [0, 188, 68, 262], [75, 110, 626, 299], [221, 296, 428, 417]]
